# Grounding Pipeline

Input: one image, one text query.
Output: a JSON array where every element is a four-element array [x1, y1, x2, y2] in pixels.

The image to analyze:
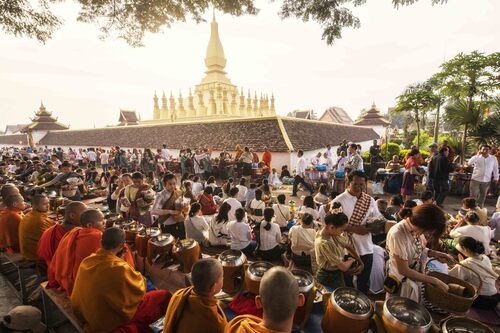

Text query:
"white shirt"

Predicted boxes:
[[151, 189, 176, 225], [296, 156, 307, 176], [288, 225, 315, 256], [100, 152, 109, 164], [192, 182, 204, 195], [300, 206, 320, 221], [250, 199, 265, 222], [468, 154, 499, 183], [87, 151, 97, 162], [208, 215, 230, 246], [236, 185, 248, 202], [185, 215, 209, 243], [223, 197, 243, 222], [449, 225, 491, 255], [227, 220, 252, 250], [333, 190, 382, 255], [449, 256, 498, 296], [259, 221, 281, 251], [161, 148, 171, 161], [272, 204, 291, 227], [326, 147, 333, 159]]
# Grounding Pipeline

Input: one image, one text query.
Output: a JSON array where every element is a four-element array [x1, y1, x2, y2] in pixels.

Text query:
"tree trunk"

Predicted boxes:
[[462, 96, 474, 163], [433, 99, 441, 143], [415, 109, 421, 148]]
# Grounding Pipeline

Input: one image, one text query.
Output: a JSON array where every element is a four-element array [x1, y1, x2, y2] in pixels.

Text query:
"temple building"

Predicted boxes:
[[354, 103, 390, 137], [147, 14, 275, 123]]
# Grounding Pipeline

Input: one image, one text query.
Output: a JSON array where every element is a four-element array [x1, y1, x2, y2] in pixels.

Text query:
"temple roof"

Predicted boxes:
[[201, 14, 231, 85], [354, 103, 390, 127], [28, 103, 69, 131], [0, 116, 378, 152], [0, 134, 28, 145], [118, 110, 140, 126], [4, 124, 29, 135], [288, 110, 313, 119], [320, 106, 353, 124]]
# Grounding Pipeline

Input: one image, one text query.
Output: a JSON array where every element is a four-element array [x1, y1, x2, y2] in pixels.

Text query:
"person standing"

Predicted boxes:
[[262, 146, 272, 170], [369, 140, 381, 180], [333, 171, 382, 295], [468, 144, 499, 207], [430, 146, 453, 207], [100, 150, 109, 172], [401, 149, 424, 201], [292, 150, 313, 197], [425, 143, 439, 192], [344, 144, 363, 174]]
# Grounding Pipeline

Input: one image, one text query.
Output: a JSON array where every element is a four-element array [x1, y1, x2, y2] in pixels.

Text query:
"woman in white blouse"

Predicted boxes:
[[257, 208, 283, 261], [185, 202, 209, 246], [288, 213, 316, 270], [208, 202, 231, 246], [314, 184, 329, 206], [227, 208, 257, 257], [386, 204, 454, 302], [300, 195, 320, 221], [449, 211, 491, 255], [249, 189, 266, 222]]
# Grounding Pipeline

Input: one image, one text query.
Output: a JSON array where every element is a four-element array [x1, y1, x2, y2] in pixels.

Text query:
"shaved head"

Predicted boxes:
[[191, 258, 223, 295], [80, 209, 105, 231], [101, 227, 125, 250], [1, 184, 19, 198], [259, 267, 299, 323], [64, 201, 87, 225], [4, 194, 24, 207]]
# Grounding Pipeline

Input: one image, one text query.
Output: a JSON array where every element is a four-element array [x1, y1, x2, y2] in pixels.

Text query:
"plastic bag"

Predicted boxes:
[[372, 181, 384, 195]]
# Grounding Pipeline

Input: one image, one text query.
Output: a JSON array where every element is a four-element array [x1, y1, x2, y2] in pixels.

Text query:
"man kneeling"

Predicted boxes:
[[225, 267, 305, 333], [163, 258, 227, 333], [71, 227, 171, 333]]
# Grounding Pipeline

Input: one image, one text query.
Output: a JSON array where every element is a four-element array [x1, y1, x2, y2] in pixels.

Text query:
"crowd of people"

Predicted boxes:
[[0, 140, 499, 332]]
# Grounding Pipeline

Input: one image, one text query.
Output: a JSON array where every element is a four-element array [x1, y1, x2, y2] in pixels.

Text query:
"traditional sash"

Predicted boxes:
[[156, 190, 184, 224], [349, 192, 371, 226]]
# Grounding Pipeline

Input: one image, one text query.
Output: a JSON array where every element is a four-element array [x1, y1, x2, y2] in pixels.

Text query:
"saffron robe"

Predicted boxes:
[[48, 227, 102, 295], [19, 210, 55, 260], [163, 286, 227, 333], [71, 249, 145, 333], [262, 151, 272, 169], [36, 224, 67, 267], [0, 207, 23, 251], [224, 315, 287, 333]]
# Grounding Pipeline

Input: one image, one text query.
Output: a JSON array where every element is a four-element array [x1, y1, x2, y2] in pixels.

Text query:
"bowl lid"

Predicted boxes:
[[442, 317, 493, 333], [291, 269, 314, 292], [385, 296, 432, 328], [145, 227, 161, 238], [331, 287, 372, 316], [247, 261, 273, 280], [175, 238, 198, 250], [151, 233, 174, 246], [219, 250, 246, 267]]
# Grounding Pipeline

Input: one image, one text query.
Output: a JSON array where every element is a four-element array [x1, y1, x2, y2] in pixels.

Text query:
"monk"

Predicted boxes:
[[18, 194, 54, 260], [71, 227, 171, 333], [0, 194, 25, 252], [37, 201, 87, 267], [163, 258, 227, 333], [225, 267, 305, 333], [262, 147, 272, 170], [0, 184, 20, 211]]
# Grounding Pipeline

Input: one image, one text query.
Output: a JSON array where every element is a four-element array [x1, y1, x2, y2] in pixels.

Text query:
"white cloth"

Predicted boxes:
[[223, 197, 243, 222], [272, 204, 291, 227], [100, 152, 109, 164], [249, 199, 265, 222], [161, 148, 171, 161], [191, 182, 204, 195], [236, 185, 248, 202], [326, 147, 333, 159], [259, 222, 281, 251], [468, 154, 499, 182], [370, 245, 387, 294], [227, 220, 252, 250], [87, 151, 97, 162], [151, 189, 176, 225], [449, 225, 491, 255], [333, 191, 382, 256], [185, 216, 209, 243], [268, 173, 281, 186], [336, 156, 347, 172], [299, 206, 320, 221], [288, 225, 315, 256], [296, 157, 307, 177], [449, 255, 498, 296], [208, 215, 230, 246]]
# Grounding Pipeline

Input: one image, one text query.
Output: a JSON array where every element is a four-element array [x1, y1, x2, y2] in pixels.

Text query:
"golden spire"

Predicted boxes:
[[202, 13, 231, 85], [153, 91, 160, 120]]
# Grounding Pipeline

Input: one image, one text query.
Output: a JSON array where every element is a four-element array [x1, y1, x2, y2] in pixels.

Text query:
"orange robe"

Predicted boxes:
[[225, 315, 286, 333], [0, 207, 24, 251], [36, 224, 67, 267], [71, 249, 145, 333], [262, 151, 272, 169], [252, 152, 259, 164], [19, 210, 55, 260], [163, 286, 227, 333], [48, 227, 102, 295]]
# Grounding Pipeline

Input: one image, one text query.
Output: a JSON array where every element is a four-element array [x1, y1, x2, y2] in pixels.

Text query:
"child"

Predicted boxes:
[[185, 203, 209, 246], [449, 237, 499, 309], [227, 208, 256, 257], [268, 168, 281, 186], [257, 208, 283, 261], [245, 183, 257, 210]]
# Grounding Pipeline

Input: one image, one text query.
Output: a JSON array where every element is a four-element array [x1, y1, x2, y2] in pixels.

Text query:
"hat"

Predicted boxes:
[[428, 143, 438, 148], [2, 306, 47, 333]]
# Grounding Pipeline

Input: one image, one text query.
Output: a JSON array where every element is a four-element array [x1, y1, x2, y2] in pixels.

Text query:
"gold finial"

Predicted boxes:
[[372, 101, 376, 108]]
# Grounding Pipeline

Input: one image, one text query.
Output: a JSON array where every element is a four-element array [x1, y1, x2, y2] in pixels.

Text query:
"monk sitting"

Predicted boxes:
[[0, 194, 25, 252], [163, 258, 227, 333], [18, 194, 54, 261], [225, 267, 305, 333], [0, 184, 20, 211], [37, 201, 87, 268], [48, 208, 105, 295], [71, 227, 171, 333]]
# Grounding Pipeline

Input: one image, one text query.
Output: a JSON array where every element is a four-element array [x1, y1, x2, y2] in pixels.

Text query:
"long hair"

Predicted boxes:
[[216, 202, 231, 224]]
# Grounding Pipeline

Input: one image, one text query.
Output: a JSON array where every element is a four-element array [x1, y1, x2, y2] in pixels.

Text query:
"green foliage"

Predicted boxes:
[[0, 0, 450, 46], [381, 143, 400, 161], [437, 134, 462, 156], [412, 131, 434, 148], [390, 138, 403, 145], [361, 151, 370, 162]]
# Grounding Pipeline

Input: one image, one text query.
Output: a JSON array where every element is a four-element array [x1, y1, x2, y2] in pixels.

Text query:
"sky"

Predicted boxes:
[[0, 0, 498, 131]]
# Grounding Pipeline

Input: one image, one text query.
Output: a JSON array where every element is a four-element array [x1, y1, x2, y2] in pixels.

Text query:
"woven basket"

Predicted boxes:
[[424, 262, 481, 314]]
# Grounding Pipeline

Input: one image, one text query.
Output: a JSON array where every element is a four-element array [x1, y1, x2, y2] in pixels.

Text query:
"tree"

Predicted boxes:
[[426, 74, 446, 144], [1, 0, 449, 47], [393, 82, 437, 148], [435, 51, 500, 162]]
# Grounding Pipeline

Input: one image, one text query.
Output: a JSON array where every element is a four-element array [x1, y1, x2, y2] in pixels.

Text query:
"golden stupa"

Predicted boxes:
[[150, 14, 276, 123]]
